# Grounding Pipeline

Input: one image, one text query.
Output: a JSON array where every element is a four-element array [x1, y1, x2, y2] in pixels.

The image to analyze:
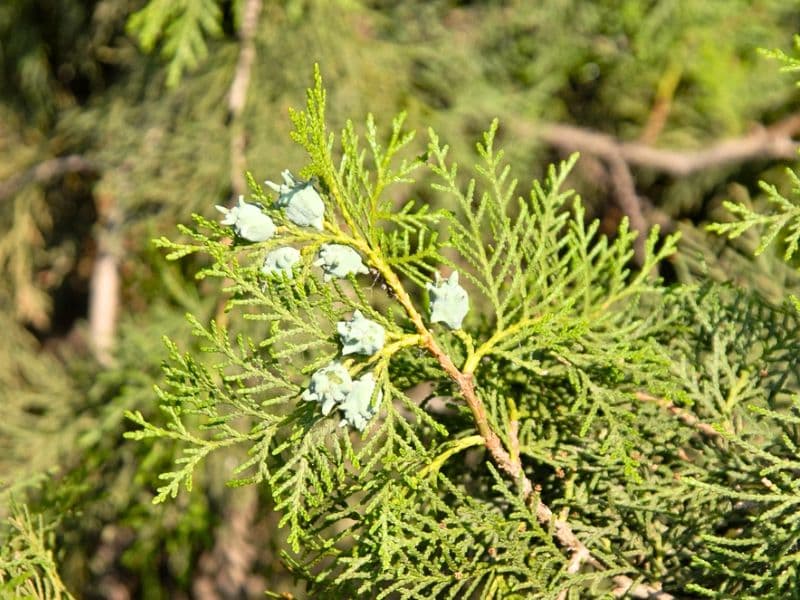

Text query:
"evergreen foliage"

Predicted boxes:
[[709, 37, 800, 269], [125, 69, 800, 597], [3, 2, 800, 597], [127, 0, 224, 88], [708, 170, 800, 263], [0, 503, 73, 600], [684, 39, 800, 595]]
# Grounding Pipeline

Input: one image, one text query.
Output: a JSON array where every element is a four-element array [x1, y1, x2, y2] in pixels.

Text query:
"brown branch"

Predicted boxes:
[[88, 242, 119, 366], [607, 152, 648, 265], [541, 126, 646, 265], [0, 154, 100, 201], [539, 115, 800, 177], [636, 391, 720, 438], [89, 192, 122, 367], [639, 63, 683, 145], [227, 0, 263, 197]]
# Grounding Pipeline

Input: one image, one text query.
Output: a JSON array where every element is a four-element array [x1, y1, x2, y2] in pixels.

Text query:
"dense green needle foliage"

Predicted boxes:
[[111, 68, 799, 597], [128, 69, 673, 596], [127, 0, 224, 88], [708, 169, 800, 263], [0, 504, 73, 600], [4, 3, 800, 597]]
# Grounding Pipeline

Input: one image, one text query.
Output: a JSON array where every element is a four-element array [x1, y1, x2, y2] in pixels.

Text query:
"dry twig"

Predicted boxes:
[[88, 195, 121, 367], [227, 0, 263, 197], [0, 155, 100, 202], [539, 115, 800, 177], [636, 391, 720, 438]]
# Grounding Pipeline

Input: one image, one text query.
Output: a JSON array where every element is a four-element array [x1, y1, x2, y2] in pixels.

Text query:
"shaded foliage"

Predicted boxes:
[[2, 1, 800, 597]]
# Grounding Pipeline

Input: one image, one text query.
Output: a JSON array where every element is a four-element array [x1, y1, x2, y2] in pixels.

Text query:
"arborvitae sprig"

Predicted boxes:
[[708, 169, 800, 263], [661, 284, 800, 598], [0, 503, 74, 599], [761, 34, 800, 82], [431, 121, 680, 474], [127, 0, 223, 88], [710, 36, 800, 274], [697, 70, 800, 591], [132, 69, 707, 598]]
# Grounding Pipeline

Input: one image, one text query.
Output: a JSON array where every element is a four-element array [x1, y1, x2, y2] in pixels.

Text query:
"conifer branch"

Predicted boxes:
[[370, 244, 671, 597], [291, 67, 361, 237], [433, 335, 673, 598], [351, 235, 555, 561], [227, 0, 262, 197], [538, 114, 800, 177], [635, 391, 720, 438], [0, 155, 100, 201], [146, 80, 695, 596], [534, 115, 800, 265], [464, 314, 547, 373], [0, 504, 75, 599]]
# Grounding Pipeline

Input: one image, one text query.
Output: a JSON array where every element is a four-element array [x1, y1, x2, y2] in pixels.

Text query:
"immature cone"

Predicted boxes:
[[266, 170, 326, 230], [262, 247, 301, 279], [337, 310, 385, 356], [314, 244, 369, 281], [216, 196, 276, 242], [302, 362, 353, 415], [426, 271, 469, 329], [339, 373, 380, 432]]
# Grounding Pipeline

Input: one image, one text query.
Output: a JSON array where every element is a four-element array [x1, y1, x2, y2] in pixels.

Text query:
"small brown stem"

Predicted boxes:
[[639, 63, 682, 145], [89, 192, 121, 367], [636, 391, 719, 438], [0, 155, 100, 201], [227, 0, 263, 197], [508, 401, 521, 467], [538, 115, 800, 177]]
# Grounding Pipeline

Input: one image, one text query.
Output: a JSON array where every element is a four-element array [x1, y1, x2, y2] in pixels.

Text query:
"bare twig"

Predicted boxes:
[[538, 114, 800, 177], [0, 155, 100, 201], [88, 243, 119, 366], [227, 0, 263, 197], [636, 391, 720, 438], [89, 193, 121, 367], [540, 127, 647, 264], [606, 152, 648, 264]]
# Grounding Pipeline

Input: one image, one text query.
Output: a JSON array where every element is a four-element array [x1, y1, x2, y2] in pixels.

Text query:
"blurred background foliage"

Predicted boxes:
[[1, 0, 800, 597]]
